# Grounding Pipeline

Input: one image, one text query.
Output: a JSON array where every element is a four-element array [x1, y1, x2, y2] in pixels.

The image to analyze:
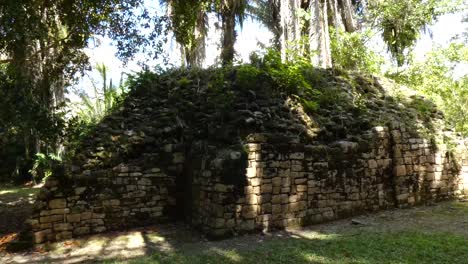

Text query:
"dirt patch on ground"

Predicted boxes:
[[1, 199, 467, 264]]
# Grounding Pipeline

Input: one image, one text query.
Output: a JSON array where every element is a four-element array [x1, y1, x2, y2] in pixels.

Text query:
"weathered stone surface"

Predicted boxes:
[[34, 229, 52, 244], [394, 165, 406, 177], [30, 85, 468, 245], [49, 199, 66, 209]]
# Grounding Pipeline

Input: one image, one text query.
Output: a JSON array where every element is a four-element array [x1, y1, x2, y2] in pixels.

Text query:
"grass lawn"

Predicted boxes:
[[1, 183, 467, 264], [120, 230, 468, 264], [0, 184, 40, 239], [112, 201, 468, 264], [0, 184, 40, 203]]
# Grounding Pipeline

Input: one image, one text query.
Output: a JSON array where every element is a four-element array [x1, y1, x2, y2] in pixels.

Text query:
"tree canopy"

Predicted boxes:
[[0, 0, 466, 184]]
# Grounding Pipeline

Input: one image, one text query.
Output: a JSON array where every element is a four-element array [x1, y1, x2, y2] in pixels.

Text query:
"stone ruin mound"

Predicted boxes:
[[29, 68, 468, 243]]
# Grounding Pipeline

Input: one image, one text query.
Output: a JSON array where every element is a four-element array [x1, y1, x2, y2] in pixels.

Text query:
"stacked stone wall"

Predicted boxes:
[[189, 126, 468, 238], [30, 148, 185, 243], [30, 128, 468, 243]]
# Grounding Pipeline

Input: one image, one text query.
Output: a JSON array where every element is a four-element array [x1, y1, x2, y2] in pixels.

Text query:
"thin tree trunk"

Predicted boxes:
[[340, 0, 356, 32], [309, 0, 332, 68], [280, 0, 301, 61], [328, 0, 344, 31], [193, 11, 207, 67], [221, 12, 237, 65], [271, 0, 282, 50]]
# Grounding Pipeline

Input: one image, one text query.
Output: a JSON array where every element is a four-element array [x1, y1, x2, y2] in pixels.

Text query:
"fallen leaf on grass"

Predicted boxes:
[[63, 241, 81, 247], [34, 247, 47, 254], [0, 233, 18, 251]]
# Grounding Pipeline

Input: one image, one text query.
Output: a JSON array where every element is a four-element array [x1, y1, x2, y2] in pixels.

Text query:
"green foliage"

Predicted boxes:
[[330, 28, 383, 74], [389, 42, 468, 135], [0, 0, 152, 182], [214, 0, 249, 64], [165, 0, 210, 66], [29, 152, 62, 184], [235, 64, 261, 90], [368, 0, 462, 66], [299, 98, 319, 113], [250, 49, 312, 94], [73, 64, 127, 125]]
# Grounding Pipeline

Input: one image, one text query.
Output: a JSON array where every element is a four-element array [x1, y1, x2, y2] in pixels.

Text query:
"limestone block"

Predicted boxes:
[[289, 195, 298, 203], [93, 226, 107, 233], [80, 212, 92, 220], [247, 167, 257, 178], [54, 223, 72, 232], [394, 165, 406, 176], [242, 205, 258, 219], [261, 184, 273, 193], [67, 214, 81, 223], [40, 214, 63, 223], [290, 152, 305, 160], [272, 195, 282, 204], [396, 193, 409, 202], [247, 143, 261, 151], [34, 229, 52, 243], [39, 223, 52, 229], [49, 199, 67, 209], [272, 204, 282, 214], [245, 194, 258, 205], [92, 213, 105, 219], [272, 177, 282, 186], [55, 231, 73, 241], [249, 178, 261, 186], [368, 159, 378, 169], [291, 164, 302, 172], [262, 203, 272, 214], [295, 178, 307, 184]]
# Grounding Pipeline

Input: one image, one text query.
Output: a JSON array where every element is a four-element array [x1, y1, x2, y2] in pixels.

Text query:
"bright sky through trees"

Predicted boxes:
[[72, 6, 466, 102]]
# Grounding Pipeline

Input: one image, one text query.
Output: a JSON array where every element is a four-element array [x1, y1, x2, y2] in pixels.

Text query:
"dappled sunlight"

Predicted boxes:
[[2, 228, 178, 263], [284, 229, 337, 241], [301, 253, 333, 264], [2, 201, 468, 263], [207, 248, 244, 262], [0, 189, 17, 195]]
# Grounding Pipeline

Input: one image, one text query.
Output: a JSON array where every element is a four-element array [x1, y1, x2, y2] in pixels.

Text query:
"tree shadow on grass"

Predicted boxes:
[[129, 229, 468, 264], [0, 185, 39, 236], [3, 227, 468, 264]]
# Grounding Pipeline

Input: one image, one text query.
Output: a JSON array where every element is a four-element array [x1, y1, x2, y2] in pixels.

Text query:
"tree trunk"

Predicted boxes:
[[193, 11, 207, 67], [340, 0, 356, 32], [309, 0, 332, 68], [271, 0, 282, 51], [280, 0, 301, 62], [221, 11, 237, 65], [328, 0, 344, 31]]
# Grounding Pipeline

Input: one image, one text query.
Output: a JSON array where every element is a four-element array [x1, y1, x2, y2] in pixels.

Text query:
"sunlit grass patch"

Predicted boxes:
[[114, 231, 468, 264], [0, 185, 39, 203]]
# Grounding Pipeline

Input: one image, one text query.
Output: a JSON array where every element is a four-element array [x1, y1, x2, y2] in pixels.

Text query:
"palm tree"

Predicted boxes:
[[162, 0, 210, 67], [248, 0, 281, 49], [74, 63, 125, 124], [215, 0, 249, 65]]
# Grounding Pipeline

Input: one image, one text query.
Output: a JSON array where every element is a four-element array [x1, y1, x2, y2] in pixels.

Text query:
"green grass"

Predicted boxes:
[[112, 231, 468, 264], [0, 185, 39, 203]]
